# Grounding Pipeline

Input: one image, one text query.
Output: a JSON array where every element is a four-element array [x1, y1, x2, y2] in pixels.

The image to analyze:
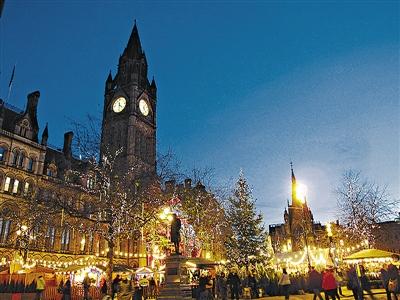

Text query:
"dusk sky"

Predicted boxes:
[[0, 1, 398, 225]]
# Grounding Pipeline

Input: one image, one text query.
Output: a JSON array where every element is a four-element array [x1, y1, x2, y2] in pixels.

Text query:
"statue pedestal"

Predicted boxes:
[[158, 255, 192, 300]]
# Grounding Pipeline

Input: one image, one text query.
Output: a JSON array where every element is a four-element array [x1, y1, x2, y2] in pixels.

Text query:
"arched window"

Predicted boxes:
[[19, 120, 30, 138], [0, 218, 11, 244], [45, 225, 56, 250], [12, 149, 19, 165], [61, 227, 71, 251], [27, 157, 34, 172], [0, 147, 7, 162], [18, 152, 25, 168], [46, 163, 57, 177], [12, 179, 19, 194], [4, 177, 12, 192]]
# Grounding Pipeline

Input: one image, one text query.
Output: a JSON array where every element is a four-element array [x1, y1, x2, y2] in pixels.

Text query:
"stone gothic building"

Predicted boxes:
[[269, 165, 327, 252], [0, 23, 156, 267]]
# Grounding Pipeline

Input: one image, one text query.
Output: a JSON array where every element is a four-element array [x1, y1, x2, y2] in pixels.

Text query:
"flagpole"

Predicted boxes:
[[6, 64, 15, 101]]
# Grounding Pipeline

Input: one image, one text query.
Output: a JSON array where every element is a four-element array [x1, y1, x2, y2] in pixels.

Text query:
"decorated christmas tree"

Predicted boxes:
[[225, 170, 266, 267]]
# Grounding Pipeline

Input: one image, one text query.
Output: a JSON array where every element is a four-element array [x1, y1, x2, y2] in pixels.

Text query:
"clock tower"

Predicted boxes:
[[101, 22, 157, 176]]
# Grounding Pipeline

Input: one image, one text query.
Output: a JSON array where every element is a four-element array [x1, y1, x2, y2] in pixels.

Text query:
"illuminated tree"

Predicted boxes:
[[225, 171, 266, 266], [336, 170, 399, 245]]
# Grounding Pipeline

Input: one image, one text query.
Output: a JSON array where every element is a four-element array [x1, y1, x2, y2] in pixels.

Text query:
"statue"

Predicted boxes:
[[170, 213, 181, 255]]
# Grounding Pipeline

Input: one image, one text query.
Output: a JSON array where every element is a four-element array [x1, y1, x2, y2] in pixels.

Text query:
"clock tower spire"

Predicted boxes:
[[101, 22, 156, 176]]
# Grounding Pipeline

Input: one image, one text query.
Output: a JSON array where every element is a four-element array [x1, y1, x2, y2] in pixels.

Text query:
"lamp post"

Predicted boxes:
[[296, 183, 311, 269]]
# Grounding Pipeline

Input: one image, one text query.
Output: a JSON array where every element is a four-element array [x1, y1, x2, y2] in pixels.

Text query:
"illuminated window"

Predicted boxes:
[[4, 177, 11, 192], [0, 147, 6, 162], [12, 179, 19, 194], [87, 176, 95, 189], [23, 182, 30, 195]]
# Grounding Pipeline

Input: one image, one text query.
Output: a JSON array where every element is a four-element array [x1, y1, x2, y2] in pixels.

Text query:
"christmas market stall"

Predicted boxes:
[[274, 248, 331, 273], [344, 248, 399, 285]]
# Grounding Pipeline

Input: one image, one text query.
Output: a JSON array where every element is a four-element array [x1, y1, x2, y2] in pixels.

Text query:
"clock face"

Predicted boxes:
[[112, 97, 126, 113], [139, 99, 149, 116]]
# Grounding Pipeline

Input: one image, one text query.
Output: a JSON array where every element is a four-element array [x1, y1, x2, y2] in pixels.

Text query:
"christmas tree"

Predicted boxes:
[[225, 170, 266, 266]]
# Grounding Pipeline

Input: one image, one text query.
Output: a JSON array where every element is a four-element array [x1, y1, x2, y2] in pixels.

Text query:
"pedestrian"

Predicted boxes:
[[278, 268, 291, 300], [149, 276, 156, 297], [218, 272, 228, 300], [34, 275, 46, 300], [359, 265, 376, 300], [387, 258, 399, 300], [83, 273, 91, 300], [308, 266, 323, 300], [119, 277, 133, 300], [112, 275, 121, 300], [334, 270, 345, 297], [61, 279, 71, 300], [322, 267, 337, 300], [227, 271, 241, 300], [100, 278, 108, 298], [248, 273, 258, 298], [347, 266, 362, 300]]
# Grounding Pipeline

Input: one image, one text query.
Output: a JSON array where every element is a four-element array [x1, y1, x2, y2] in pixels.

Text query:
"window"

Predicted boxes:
[[0, 218, 11, 244], [46, 226, 56, 250], [12, 179, 19, 194], [27, 158, 34, 172], [23, 182, 30, 195], [12, 150, 19, 165], [0, 147, 6, 162], [61, 228, 70, 251], [4, 177, 11, 192], [18, 153, 25, 167], [47, 169, 53, 177], [87, 176, 95, 189]]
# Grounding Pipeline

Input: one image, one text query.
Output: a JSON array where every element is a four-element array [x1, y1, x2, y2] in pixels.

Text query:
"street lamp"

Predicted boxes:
[[16, 225, 29, 264]]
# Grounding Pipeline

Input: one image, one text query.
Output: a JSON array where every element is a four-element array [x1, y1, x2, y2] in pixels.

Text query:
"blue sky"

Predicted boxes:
[[0, 1, 399, 224]]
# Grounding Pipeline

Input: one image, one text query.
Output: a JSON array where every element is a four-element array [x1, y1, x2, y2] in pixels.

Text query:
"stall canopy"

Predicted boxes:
[[344, 248, 398, 263]]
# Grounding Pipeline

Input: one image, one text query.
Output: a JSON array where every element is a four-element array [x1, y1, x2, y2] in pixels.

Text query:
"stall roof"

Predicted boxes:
[[344, 249, 397, 260]]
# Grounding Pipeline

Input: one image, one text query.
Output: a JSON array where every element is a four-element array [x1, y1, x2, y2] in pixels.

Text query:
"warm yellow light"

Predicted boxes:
[[167, 215, 173, 222], [296, 183, 307, 201], [16, 230, 21, 236], [21, 225, 28, 231], [159, 213, 166, 220], [163, 207, 171, 215]]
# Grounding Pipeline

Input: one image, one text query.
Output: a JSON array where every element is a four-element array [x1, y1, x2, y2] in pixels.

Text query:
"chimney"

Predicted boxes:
[[63, 131, 73, 159], [184, 178, 192, 189], [26, 91, 40, 117], [165, 180, 176, 194]]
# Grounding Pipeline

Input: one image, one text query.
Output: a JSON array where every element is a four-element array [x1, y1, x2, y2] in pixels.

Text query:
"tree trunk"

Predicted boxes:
[[106, 231, 115, 295]]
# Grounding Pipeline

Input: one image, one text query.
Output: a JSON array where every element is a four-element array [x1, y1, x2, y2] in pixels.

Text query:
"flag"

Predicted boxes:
[[8, 65, 15, 88]]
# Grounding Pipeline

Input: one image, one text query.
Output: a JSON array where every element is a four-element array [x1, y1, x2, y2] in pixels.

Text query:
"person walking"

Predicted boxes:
[[119, 277, 133, 300], [112, 275, 121, 300], [359, 265, 376, 300], [227, 271, 241, 300], [83, 273, 91, 300], [61, 279, 71, 300], [387, 260, 399, 300], [218, 272, 228, 300], [278, 268, 291, 300], [347, 266, 362, 300], [322, 267, 337, 300], [34, 275, 46, 300], [308, 266, 323, 300]]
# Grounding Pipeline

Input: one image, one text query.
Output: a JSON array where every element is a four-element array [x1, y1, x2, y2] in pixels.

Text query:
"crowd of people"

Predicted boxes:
[[194, 258, 400, 300]]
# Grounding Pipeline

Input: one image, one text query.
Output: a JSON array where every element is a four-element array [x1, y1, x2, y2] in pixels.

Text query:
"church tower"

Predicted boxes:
[[101, 22, 157, 176]]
